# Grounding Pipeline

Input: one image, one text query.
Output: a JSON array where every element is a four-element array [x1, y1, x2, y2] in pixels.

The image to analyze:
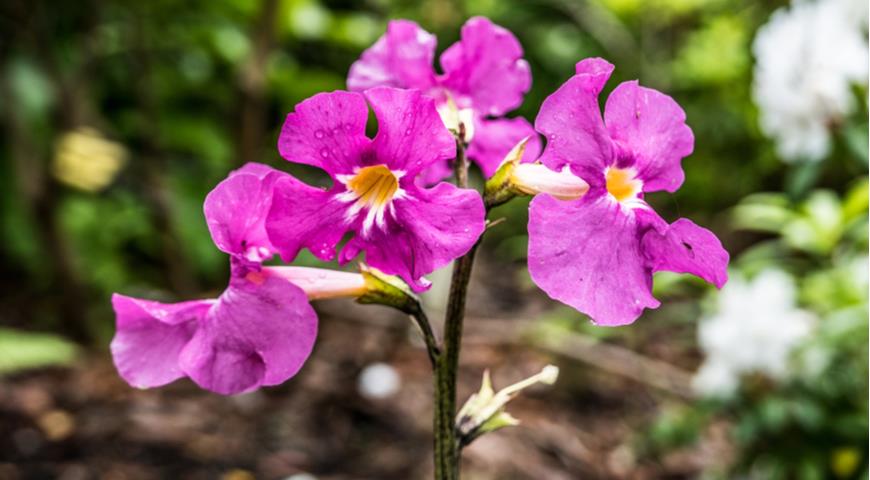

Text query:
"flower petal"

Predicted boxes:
[[204, 163, 285, 261], [278, 90, 371, 176], [528, 194, 660, 326], [365, 87, 456, 176], [535, 63, 615, 188], [415, 159, 455, 186], [604, 81, 694, 193], [266, 176, 354, 263], [179, 273, 318, 395], [439, 16, 531, 116], [641, 218, 729, 288], [347, 20, 437, 92], [467, 116, 541, 178], [110, 294, 211, 389], [574, 57, 615, 95], [340, 182, 485, 291]]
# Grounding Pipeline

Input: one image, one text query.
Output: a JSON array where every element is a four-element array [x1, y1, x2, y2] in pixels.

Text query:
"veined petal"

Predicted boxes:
[[110, 294, 211, 389], [641, 218, 729, 288], [604, 81, 694, 193], [365, 87, 456, 176], [535, 65, 615, 188], [468, 116, 541, 178], [178, 273, 318, 395], [341, 182, 485, 292], [528, 194, 660, 326], [204, 163, 285, 262], [439, 16, 531, 116], [266, 176, 354, 263], [278, 90, 371, 176], [347, 20, 437, 92]]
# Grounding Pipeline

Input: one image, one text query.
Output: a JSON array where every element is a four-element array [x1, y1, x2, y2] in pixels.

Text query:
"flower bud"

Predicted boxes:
[[455, 364, 560, 446]]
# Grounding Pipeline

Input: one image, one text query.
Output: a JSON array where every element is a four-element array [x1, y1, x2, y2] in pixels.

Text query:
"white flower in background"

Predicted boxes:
[[693, 270, 816, 397], [752, 0, 869, 162]]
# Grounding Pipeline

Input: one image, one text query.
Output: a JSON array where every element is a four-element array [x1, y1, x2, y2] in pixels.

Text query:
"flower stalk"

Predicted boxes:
[[434, 135, 482, 480]]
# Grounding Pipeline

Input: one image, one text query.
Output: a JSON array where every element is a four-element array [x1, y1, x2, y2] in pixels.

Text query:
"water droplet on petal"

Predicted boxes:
[[314, 130, 325, 139], [320, 148, 330, 158]]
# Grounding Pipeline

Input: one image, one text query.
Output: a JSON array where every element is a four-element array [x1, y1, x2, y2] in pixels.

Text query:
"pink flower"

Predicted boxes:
[[347, 17, 541, 181], [527, 58, 729, 326], [112, 164, 329, 395], [267, 87, 486, 292]]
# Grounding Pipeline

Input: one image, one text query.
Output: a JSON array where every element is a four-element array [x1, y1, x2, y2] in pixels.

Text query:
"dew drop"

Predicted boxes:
[[320, 148, 330, 158], [314, 130, 325, 139], [404, 128, 412, 136]]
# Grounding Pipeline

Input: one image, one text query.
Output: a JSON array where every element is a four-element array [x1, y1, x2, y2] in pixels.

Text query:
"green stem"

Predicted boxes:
[[434, 138, 480, 480], [408, 303, 440, 368]]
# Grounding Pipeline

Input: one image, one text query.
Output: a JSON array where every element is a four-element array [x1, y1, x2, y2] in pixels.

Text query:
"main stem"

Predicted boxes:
[[434, 137, 479, 480]]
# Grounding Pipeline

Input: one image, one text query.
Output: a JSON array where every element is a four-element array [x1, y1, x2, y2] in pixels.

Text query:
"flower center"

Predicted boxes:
[[346, 164, 399, 208], [337, 164, 403, 234], [605, 166, 642, 202]]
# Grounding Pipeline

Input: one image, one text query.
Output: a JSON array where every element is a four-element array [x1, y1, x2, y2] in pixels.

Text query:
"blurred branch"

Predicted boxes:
[[467, 320, 696, 399], [235, 0, 279, 166], [129, 12, 200, 296], [544, 0, 640, 69], [329, 309, 696, 399], [0, 0, 103, 342]]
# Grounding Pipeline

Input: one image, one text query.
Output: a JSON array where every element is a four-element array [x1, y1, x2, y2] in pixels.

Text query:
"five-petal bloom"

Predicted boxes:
[[527, 58, 729, 326], [112, 164, 323, 395], [347, 17, 541, 182], [267, 87, 486, 292]]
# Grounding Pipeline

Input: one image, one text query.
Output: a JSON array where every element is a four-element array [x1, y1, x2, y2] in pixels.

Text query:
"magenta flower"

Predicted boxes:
[[111, 164, 318, 395], [527, 58, 729, 326], [267, 87, 486, 292], [347, 17, 541, 182]]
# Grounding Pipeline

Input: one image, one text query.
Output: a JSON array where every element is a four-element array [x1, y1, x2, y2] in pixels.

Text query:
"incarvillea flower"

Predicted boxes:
[[112, 164, 368, 395], [752, 0, 869, 162], [347, 17, 541, 183], [267, 87, 486, 292], [519, 58, 729, 326]]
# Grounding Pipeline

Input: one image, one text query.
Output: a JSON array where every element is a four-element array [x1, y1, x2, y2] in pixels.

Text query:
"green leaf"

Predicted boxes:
[[0, 328, 78, 374]]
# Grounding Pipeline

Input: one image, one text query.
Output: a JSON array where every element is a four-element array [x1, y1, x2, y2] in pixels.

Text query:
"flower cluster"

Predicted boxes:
[[693, 270, 815, 397], [752, 0, 868, 162], [111, 17, 729, 395], [348, 17, 541, 182]]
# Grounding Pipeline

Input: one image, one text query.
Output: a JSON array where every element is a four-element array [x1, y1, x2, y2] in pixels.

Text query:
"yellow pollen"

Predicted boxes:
[[605, 167, 641, 202], [346, 164, 399, 210]]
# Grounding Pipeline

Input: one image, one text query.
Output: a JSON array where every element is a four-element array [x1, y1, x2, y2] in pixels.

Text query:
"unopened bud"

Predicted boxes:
[[455, 365, 560, 446]]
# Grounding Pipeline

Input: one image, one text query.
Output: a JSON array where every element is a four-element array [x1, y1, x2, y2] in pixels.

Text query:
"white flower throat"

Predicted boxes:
[[337, 164, 405, 234]]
